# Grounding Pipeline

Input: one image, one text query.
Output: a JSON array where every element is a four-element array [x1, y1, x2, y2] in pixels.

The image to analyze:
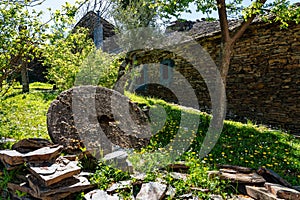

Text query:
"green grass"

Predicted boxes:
[[127, 93, 300, 186], [0, 83, 58, 141], [0, 84, 299, 198]]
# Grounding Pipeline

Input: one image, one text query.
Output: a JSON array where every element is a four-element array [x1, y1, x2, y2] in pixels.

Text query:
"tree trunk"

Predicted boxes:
[[219, 41, 233, 87], [21, 61, 29, 93]]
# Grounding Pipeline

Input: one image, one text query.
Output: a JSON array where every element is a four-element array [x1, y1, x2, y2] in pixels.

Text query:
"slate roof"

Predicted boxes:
[[187, 20, 242, 38], [74, 11, 115, 40]]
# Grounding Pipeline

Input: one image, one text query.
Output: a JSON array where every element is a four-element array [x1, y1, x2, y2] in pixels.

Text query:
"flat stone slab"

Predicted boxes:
[[265, 182, 300, 200], [0, 145, 63, 166], [12, 138, 53, 153], [47, 86, 151, 155], [246, 186, 284, 200], [169, 172, 189, 181], [8, 174, 93, 200], [106, 180, 132, 193], [219, 172, 266, 184], [257, 167, 292, 188], [28, 157, 81, 187], [28, 173, 94, 198], [136, 182, 167, 200], [218, 165, 255, 174], [85, 189, 119, 200]]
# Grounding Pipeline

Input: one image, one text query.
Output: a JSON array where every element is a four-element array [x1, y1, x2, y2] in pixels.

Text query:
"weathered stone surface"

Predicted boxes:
[[165, 185, 176, 198], [124, 20, 300, 134], [232, 194, 255, 200], [47, 86, 151, 155], [106, 180, 132, 193], [28, 157, 81, 187], [257, 167, 292, 188], [265, 182, 300, 200], [103, 150, 134, 173], [169, 172, 189, 181], [0, 145, 63, 166], [8, 179, 86, 200], [246, 186, 284, 200], [84, 189, 119, 200], [219, 172, 266, 184], [218, 165, 255, 174], [12, 138, 53, 153], [210, 194, 224, 200], [28, 173, 94, 198], [136, 182, 167, 200], [179, 193, 198, 199]]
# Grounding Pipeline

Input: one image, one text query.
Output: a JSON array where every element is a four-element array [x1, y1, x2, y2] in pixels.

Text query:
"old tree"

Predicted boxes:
[[155, 0, 300, 85], [0, 0, 93, 95]]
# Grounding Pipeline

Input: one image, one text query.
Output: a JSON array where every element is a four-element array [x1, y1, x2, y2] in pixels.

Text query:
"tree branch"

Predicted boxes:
[[232, 0, 267, 43]]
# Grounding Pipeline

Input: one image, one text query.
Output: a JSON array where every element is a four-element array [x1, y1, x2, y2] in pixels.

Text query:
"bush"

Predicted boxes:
[[76, 50, 122, 89]]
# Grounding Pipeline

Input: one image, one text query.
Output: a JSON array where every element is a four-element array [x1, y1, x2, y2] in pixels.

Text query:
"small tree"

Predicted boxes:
[[154, 0, 300, 86], [0, 1, 45, 94], [0, 0, 95, 95]]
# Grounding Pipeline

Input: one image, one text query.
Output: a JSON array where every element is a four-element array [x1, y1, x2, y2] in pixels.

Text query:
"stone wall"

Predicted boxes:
[[127, 21, 300, 134], [211, 22, 300, 134]]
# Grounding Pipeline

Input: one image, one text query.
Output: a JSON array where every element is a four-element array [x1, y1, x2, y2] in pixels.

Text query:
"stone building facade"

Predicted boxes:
[[126, 19, 300, 134]]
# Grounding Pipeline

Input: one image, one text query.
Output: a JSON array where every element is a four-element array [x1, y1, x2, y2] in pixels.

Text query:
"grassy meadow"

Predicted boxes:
[[0, 83, 299, 199]]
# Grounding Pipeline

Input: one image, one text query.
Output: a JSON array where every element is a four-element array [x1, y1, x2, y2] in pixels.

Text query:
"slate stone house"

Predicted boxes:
[[76, 12, 300, 134], [121, 19, 300, 134], [74, 11, 116, 51]]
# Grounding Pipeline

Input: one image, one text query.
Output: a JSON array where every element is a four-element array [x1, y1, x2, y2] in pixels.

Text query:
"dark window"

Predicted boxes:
[[160, 59, 175, 85]]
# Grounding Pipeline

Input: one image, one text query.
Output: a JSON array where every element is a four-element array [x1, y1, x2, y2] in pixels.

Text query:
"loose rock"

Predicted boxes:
[[47, 86, 151, 156], [136, 182, 167, 200]]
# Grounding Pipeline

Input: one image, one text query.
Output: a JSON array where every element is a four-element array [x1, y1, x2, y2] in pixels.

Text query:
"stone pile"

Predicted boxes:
[[0, 138, 95, 200], [209, 165, 300, 200]]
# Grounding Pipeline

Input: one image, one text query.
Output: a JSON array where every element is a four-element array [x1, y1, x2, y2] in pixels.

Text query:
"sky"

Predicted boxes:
[[32, 0, 299, 23]]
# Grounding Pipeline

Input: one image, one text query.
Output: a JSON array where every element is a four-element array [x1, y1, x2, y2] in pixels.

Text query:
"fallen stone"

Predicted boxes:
[[218, 165, 254, 174], [169, 172, 189, 181], [12, 138, 53, 153], [219, 172, 266, 185], [231, 194, 255, 200], [265, 182, 300, 200], [106, 180, 132, 193], [62, 155, 78, 161], [257, 167, 292, 188], [136, 182, 167, 200], [8, 181, 72, 200], [165, 185, 176, 198], [103, 150, 128, 163], [47, 86, 151, 155], [178, 193, 195, 199], [246, 185, 284, 200], [28, 173, 94, 198], [0, 145, 63, 166], [103, 150, 133, 173], [131, 172, 147, 181], [220, 168, 238, 174], [210, 194, 224, 200], [28, 157, 81, 187], [84, 189, 119, 200]]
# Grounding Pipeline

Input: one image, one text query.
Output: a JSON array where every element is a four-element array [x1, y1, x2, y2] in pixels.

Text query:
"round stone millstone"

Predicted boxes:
[[47, 86, 151, 155]]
